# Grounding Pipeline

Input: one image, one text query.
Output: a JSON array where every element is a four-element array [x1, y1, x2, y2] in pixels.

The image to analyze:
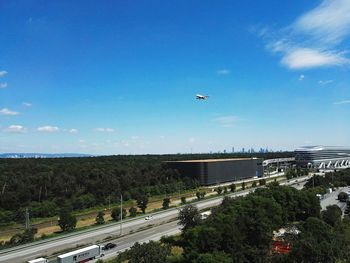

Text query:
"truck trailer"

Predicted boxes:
[[28, 258, 48, 263], [57, 245, 104, 263]]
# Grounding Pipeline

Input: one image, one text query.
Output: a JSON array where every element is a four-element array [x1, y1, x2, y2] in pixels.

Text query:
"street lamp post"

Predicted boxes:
[[120, 194, 123, 236]]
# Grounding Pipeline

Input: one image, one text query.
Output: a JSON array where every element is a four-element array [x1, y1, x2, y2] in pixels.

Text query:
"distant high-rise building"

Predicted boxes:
[[232, 147, 235, 153], [242, 148, 245, 153]]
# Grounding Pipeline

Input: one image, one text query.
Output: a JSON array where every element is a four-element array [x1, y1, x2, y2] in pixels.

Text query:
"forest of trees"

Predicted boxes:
[[304, 168, 350, 190], [0, 152, 292, 225], [114, 177, 350, 263]]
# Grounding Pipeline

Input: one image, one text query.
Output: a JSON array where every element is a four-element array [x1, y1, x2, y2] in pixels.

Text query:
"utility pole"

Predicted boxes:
[[25, 208, 30, 229], [120, 194, 123, 236]]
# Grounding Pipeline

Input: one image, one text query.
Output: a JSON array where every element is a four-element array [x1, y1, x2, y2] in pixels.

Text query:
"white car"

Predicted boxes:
[[145, 215, 153, 220]]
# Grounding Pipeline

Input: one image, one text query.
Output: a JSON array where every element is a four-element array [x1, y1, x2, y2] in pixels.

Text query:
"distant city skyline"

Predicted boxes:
[[1, 0, 350, 154]]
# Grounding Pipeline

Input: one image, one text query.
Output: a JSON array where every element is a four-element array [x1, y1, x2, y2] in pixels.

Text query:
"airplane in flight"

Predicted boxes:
[[196, 94, 209, 100]]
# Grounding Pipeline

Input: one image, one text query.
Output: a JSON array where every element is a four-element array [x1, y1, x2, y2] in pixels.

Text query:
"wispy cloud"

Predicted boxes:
[[37, 126, 59, 132], [213, 115, 239, 127], [299, 74, 305, 81], [68, 128, 79, 133], [261, 0, 350, 69], [294, 0, 350, 45], [95, 128, 115, 133], [281, 48, 349, 69], [4, 125, 26, 133], [0, 108, 19, 116], [0, 71, 7, 77], [333, 100, 350, 105], [22, 102, 32, 107], [188, 137, 195, 144], [0, 83, 7, 89], [318, 80, 333, 85], [216, 69, 231, 75]]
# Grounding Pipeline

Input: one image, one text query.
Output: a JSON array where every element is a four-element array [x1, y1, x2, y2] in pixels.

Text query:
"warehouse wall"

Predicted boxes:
[[166, 158, 263, 185]]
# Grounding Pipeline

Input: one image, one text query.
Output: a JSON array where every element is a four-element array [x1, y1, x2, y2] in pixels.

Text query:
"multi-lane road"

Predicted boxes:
[[0, 176, 311, 263]]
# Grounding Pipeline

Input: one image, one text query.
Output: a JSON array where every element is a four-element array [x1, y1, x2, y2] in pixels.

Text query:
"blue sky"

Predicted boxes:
[[1, 0, 350, 154]]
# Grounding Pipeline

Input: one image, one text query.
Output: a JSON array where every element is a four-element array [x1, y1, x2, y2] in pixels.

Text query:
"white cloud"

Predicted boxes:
[[0, 108, 19, 116], [216, 69, 230, 75], [262, 0, 350, 69], [318, 80, 333, 85], [294, 0, 350, 45], [69, 128, 79, 133], [213, 115, 239, 127], [299, 74, 305, 81], [95, 128, 114, 132], [4, 125, 26, 133], [281, 48, 349, 69], [37, 126, 59, 132], [334, 100, 350, 105], [0, 83, 7, 89], [22, 102, 32, 107], [0, 71, 7, 77]]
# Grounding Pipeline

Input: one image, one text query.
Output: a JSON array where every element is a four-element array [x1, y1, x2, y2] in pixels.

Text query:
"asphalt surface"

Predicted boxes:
[[320, 186, 350, 212], [89, 221, 181, 263], [0, 176, 310, 263]]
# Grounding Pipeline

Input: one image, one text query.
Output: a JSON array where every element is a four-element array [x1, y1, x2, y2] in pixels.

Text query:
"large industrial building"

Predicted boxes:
[[295, 146, 350, 169], [166, 158, 263, 185]]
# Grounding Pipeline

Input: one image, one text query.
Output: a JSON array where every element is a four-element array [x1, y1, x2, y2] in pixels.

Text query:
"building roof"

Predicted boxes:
[[295, 146, 350, 152], [166, 158, 258, 163]]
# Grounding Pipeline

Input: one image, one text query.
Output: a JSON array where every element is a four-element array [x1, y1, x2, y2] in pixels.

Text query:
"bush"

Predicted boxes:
[[229, 184, 236, 192], [58, 207, 77, 232], [129, 207, 137, 217], [259, 179, 266, 186], [215, 187, 223, 195], [95, 211, 105, 225], [0, 210, 15, 226], [111, 207, 127, 221], [162, 198, 171, 209], [338, 192, 348, 202]]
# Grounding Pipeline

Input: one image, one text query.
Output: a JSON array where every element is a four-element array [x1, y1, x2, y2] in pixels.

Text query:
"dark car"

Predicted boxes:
[[103, 242, 117, 250]]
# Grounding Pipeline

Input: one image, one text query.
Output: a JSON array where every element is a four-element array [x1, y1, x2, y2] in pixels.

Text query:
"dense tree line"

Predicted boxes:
[[0, 153, 292, 225], [114, 182, 350, 263], [178, 183, 350, 262], [304, 168, 350, 190]]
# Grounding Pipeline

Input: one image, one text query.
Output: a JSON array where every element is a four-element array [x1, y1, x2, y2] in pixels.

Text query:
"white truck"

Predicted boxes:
[[57, 245, 104, 263], [28, 258, 48, 263]]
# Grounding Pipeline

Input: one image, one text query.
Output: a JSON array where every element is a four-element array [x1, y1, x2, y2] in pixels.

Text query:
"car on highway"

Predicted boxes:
[[103, 242, 117, 250], [145, 215, 153, 220]]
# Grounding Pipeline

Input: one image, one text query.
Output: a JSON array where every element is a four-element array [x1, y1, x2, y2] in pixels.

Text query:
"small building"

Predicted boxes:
[[166, 158, 263, 185]]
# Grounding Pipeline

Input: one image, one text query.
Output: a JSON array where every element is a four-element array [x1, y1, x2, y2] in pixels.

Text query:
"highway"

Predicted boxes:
[[0, 176, 310, 263], [89, 221, 181, 263]]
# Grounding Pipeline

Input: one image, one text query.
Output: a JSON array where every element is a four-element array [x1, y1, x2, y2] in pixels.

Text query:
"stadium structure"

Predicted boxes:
[[295, 146, 350, 169], [166, 158, 263, 185]]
